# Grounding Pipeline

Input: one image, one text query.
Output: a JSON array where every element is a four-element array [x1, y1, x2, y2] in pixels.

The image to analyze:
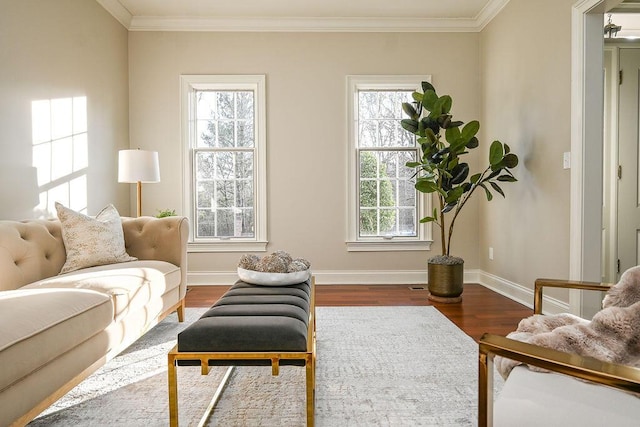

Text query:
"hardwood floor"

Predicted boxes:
[[185, 283, 533, 342]]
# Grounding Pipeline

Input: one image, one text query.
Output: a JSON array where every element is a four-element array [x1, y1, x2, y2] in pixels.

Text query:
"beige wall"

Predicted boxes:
[[479, 0, 576, 300], [0, 0, 129, 219], [128, 31, 482, 276]]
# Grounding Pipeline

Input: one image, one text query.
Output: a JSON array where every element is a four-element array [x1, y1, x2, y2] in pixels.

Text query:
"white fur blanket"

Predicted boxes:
[[495, 266, 640, 380]]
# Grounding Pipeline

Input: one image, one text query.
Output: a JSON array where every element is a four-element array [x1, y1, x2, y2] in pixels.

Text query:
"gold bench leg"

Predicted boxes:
[[306, 354, 315, 426], [168, 354, 179, 427]]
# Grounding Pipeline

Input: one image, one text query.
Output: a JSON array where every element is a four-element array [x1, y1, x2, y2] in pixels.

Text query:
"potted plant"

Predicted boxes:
[[155, 208, 177, 218], [401, 82, 519, 302]]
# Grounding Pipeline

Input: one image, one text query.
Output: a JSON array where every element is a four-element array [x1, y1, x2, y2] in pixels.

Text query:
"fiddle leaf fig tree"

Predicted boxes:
[[401, 82, 519, 257]]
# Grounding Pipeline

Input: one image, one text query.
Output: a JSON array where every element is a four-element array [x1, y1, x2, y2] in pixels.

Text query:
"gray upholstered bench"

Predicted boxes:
[[168, 277, 316, 426]]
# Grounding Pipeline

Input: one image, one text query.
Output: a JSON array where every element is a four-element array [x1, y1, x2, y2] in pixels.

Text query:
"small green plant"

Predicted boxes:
[[401, 82, 519, 257], [155, 209, 176, 218]]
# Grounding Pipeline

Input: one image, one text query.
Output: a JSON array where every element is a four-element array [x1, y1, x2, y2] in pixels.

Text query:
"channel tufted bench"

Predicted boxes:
[[168, 276, 316, 426]]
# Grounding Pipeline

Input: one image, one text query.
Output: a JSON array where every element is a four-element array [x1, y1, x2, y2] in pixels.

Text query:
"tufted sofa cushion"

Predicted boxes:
[[0, 220, 66, 291], [0, 216, 189, 295]]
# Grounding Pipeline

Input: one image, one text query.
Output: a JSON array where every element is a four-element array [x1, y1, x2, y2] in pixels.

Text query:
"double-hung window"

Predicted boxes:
[[181, 75, 267, 252], [346, 75, 432, 251]]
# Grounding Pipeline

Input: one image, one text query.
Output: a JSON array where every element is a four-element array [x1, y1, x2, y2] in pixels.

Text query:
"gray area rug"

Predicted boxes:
[[30, 306, 502, 426]]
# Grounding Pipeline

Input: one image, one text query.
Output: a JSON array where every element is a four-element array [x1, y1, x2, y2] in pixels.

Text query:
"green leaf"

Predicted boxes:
[[461, 120, 480, 141], [405, 161, 421, 168], [440, 95, 452, 114], [484, 169, 501, 181], [470, 173, 481, 184], [503, 153, 519, 168], [402, 102, 418, 120], [504, 143, 511, 154], [497, 175, 517, 182], [423, 90, 438, 111], [479, 183, 493, 201], [446, 127, 460, 141], [401, 119, 418, 134], [445, 186, 464, 204], [412, 92, 423, 103], [419, 216, 436, 223], [442, 202, 457, 213], [490, 181, 505, 197], [489, 140, 504, 166], [431, 96, 450, 117], [466, 137, 479, 149], [422, 81, 435, 94], [424, 128, 437, 144], [415, 180, 438, 193], [450, 163, 469, 185]]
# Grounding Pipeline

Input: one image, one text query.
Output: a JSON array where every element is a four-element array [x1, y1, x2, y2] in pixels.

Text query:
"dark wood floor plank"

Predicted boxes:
[[185, 283, 533, 341]]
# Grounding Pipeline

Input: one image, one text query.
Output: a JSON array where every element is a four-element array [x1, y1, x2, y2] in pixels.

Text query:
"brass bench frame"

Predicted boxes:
[[168, 276, 316, 426]]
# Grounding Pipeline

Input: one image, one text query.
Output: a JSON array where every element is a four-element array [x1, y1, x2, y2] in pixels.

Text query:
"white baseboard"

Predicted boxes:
[[477, 271, 570, 315], [187, 270, 429, 285], [187, 269, 570, 314]]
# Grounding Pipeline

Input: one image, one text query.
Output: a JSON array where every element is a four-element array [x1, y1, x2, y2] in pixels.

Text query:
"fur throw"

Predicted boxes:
[[495, 266, 640, 380]]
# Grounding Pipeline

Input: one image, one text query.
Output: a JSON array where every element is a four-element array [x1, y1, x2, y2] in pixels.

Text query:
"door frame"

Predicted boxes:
[[570, 0, 617, 316]]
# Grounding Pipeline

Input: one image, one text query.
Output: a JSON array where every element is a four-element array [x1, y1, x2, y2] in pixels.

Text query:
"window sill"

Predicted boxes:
[[345, 240, 433, 252], [188, 241, 268, 253]]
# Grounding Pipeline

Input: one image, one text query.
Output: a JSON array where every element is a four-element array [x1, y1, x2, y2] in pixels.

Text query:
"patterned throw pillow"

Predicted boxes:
[[56, 202, 137, 274]]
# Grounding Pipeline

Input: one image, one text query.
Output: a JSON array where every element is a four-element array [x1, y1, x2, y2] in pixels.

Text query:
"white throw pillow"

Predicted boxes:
[[56, 202, 137, 274]]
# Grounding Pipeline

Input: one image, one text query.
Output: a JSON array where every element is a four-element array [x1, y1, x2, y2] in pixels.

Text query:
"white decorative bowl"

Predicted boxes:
[[237, 267, 311, 286]]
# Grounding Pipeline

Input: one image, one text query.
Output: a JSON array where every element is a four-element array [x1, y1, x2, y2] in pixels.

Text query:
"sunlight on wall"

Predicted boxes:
[[31, 96, 88, 217]]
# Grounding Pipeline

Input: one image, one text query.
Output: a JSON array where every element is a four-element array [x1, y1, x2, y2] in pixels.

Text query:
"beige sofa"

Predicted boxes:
[[0, 215, 189, 426]]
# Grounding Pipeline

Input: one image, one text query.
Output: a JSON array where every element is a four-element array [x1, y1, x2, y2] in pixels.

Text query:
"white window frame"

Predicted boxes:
[[346, 75, 432, 252], [180, 75, 267, 252]]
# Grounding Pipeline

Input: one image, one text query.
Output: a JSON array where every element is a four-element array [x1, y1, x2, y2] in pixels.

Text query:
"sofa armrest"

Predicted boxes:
[[478, 333, 640, 427], [533, 278, 613, 314], [121, 216, 189, 298]]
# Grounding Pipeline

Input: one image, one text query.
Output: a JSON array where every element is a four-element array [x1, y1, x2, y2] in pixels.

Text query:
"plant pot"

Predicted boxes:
[[427, 256, 463, 303]]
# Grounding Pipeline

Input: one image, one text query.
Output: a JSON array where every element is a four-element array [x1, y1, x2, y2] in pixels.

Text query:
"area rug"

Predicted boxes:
[[30, 306, 502, 426]]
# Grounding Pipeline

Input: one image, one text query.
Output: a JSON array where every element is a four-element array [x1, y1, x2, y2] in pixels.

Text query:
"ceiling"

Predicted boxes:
[[95, 0, 511, 32]]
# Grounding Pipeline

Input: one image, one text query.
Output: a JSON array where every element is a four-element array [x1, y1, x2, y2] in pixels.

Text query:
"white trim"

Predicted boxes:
[[345, 75, 433, 251], [98, 0, 512, 32], [570, 0, 607, 316], [477, 271, 570, 315], [188, 269, 431, 285], [128, 16, 481, 33], [475, 0, 512, 31], [180, 74, 268, 251], [188, 241, 268, 253], [346, 240, 432, 252], [96, 0, 133, 28]]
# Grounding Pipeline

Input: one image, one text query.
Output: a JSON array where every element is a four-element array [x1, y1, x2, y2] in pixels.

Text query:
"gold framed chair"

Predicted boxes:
[[478, 278, 640, 427]]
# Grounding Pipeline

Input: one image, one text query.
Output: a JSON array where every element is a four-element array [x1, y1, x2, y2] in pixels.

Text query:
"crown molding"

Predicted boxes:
[[475, 0, 511, 30], [96, 0, 132, 29], [128, 16, 480, 32], [97, 0, 511, 32]]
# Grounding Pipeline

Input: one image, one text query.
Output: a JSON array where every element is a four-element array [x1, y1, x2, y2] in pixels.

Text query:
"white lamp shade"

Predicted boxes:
[[118, 149, 160, 183]]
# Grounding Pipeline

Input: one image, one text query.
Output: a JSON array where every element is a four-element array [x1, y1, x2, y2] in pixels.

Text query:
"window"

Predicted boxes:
[[181, 75, 267, 252], [346, 76, 432, 251]]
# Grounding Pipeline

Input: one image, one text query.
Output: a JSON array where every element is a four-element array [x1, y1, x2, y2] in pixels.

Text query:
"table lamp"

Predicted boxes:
[[118, 149, 160, 217]]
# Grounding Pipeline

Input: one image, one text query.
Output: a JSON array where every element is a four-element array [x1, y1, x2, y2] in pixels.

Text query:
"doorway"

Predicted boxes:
[[603, 45, 640, 283]]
